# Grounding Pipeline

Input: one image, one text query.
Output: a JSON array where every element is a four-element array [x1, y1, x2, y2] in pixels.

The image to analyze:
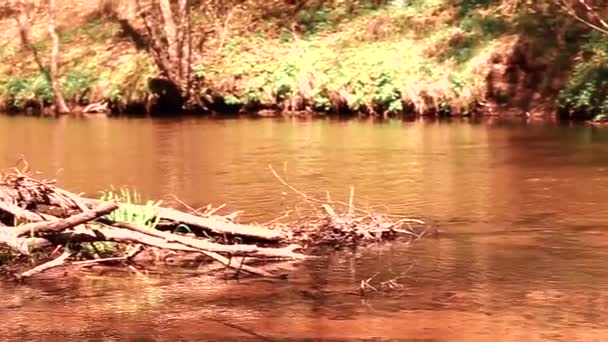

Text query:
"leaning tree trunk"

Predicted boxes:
[[15, 0, 50, 92], [47, 0, 70, 114]]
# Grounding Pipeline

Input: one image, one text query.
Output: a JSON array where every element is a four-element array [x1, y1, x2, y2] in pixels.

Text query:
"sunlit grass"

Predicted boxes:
[[99, 187, 162, 229]]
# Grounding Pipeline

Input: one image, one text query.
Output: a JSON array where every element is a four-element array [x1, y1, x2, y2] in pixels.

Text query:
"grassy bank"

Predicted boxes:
[[0, 1, 605, 119]]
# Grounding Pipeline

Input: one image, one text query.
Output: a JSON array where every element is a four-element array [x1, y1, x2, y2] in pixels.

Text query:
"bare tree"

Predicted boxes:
[[134, 0, 194, 107], [15, 0, 46, 74], [14, 0, 69, 113], [47, 0, 70, 114], [555, 0, 608, 36]]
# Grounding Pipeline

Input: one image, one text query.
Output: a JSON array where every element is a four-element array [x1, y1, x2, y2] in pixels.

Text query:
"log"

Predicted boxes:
[[14, 202, 118, 237], [158, 207, 285, 240], [99, 219, 306, 259], [0, 228, 52, 254], [0, 201, 56, 222], [53, 226, 289, 277], [82, 198, 285, 241]]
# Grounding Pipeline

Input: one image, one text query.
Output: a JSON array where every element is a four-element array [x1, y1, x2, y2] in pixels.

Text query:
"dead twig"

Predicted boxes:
[[16, 250, 72, 281]]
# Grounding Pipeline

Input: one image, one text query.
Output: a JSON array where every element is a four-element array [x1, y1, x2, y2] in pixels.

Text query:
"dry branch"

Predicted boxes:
[[14, 202, 118, 237], [0, 201, 55, 222], [0, 229, 51, 254], [16, 250, 72, 281], [82, 197, 284, 241], [157, 207, 285, 241], [98, 219, 306, 259], [57, 225, 291, 277]]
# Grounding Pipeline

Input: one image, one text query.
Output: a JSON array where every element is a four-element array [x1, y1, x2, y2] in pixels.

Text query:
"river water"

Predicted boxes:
[[1, 115, 608, 341]]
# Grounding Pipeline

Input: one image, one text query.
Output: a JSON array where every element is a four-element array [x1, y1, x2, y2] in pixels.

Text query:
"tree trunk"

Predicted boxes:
[[178, 0, 192, 97], [47, 0, 70, 114], [158, 0, 178, 66], [15, 0, 50, 85]]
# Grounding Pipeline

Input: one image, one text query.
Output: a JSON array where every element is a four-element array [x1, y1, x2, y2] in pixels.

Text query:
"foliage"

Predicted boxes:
[[465, 15, 506, 38], [0, 0, 574, 116], [224, 94, 242, 106], [311, 87, 331, 112], [4, 73, 52, 107], [269, 62, 298, 101], [459, 0, 493, 16], [108, 53, 156, 104], [372, 71, 402, 113], [449, 70, 474, 95], [243, 87, 263, 105], [99, 187, 162, 230], [61, 65, 97, 103], [297, 7, 333, 35], [558, 32, 608, 117], [80, 241, 120, 257]]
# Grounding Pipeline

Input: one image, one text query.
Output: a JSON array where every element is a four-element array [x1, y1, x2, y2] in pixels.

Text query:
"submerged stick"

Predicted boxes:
[[72, 244, 143, 267], [16, 250, 72, 281], [199, 250, 277, 278]]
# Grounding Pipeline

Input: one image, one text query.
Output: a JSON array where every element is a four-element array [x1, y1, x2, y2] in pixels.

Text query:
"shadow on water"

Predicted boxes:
[[1, 116, 608, 340]]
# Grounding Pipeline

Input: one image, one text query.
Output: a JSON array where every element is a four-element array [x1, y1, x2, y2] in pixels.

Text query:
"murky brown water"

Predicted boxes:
[[1, 115, 608, 341]]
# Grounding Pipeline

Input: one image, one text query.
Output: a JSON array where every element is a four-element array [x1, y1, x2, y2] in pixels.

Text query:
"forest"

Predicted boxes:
[[0, 0, 607, 121]]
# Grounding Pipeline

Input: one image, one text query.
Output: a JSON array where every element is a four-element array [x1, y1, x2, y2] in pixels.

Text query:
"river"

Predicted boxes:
[[1, 115, 608, 341]]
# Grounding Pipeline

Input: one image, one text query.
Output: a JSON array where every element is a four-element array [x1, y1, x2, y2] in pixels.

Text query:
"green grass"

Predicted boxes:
[[61, 63, 98, 103], [107, 53, 156, 105], [198, 1, 498, 115], [3, 73, 52, 107], [0, 0, 572, 116], [99, 187, 162, 229]]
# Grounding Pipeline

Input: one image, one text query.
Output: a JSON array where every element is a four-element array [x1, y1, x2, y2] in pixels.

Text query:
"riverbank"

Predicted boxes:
[[0, 1, 606, 120]]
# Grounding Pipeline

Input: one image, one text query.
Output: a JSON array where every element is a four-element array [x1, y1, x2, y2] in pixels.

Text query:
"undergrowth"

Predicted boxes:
[[0, 0, 590, 117], [558, 32, 608, 119], [197, 0, 497, 116]]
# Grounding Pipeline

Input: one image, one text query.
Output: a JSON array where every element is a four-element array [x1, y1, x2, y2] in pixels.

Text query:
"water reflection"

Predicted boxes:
[[1, 116, 608, 340]]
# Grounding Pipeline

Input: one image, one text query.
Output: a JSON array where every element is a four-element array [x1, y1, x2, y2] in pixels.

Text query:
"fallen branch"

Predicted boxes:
[[157, 207, 284, 241], [72, 244, 143, 267], [98, 219, 306, 259], [0, 231, 52, 254], [82, 198, 285, 241], [53, 225, 289, 277], [14, 201, 118, 237], [0, 201, 56, 222], [16, 250, 72, 281], [200, 250, 277, 278]]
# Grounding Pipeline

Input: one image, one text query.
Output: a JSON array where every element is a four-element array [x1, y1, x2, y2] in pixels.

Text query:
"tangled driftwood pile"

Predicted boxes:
[[0, 166, 429, 281]]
